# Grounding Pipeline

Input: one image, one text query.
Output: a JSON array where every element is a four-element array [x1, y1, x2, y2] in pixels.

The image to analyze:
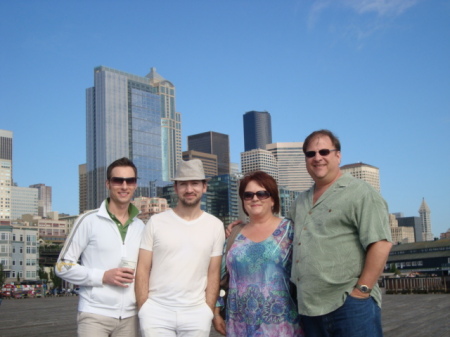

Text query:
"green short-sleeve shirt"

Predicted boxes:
[[105, 199, 140, 242], [288, 173, 392, 316]]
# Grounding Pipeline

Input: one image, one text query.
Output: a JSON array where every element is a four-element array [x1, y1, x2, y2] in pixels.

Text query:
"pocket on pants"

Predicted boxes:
[[138, 299, 150, 319], [347, 294, 371, 302], [77, 311, 86, 323], [202, 302, 214, 320]]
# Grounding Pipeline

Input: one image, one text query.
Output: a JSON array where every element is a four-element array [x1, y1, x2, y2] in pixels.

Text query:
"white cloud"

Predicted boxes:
[[308, 0, 421, 27], [306, 0, 421, 43], [342, 0, 421, 17]]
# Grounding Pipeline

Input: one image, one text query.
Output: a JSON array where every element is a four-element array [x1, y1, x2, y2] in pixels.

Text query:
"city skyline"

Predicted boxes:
[[1, 1, 449, 236]]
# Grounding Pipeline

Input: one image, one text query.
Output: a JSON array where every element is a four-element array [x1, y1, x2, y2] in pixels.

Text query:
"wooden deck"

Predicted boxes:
[[0, 292, 448, 336]]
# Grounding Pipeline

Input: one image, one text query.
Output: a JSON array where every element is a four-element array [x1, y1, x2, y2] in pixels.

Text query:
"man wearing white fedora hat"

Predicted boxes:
[[135, 159, 225, 337]]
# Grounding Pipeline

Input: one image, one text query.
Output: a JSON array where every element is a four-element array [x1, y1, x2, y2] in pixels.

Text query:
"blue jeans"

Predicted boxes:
[[300, 295, 382, 337]]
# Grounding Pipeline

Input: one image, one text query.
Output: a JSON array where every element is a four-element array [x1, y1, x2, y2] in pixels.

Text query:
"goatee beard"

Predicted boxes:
[[180, 197, 201, 208]]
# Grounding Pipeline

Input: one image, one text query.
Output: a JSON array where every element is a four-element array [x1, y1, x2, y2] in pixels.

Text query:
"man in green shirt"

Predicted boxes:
[[289, 129, 392, 337], [56, 157, 145, 337]]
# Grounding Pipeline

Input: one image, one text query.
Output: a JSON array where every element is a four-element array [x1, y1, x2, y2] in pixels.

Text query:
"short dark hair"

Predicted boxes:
[[106, 157, 137, 180], [238, 171, 280, 216], [303, 129, 341, 153]]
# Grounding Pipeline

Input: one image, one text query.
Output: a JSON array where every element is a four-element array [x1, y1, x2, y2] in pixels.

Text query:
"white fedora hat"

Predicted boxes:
[[171, 159, 209, 181]]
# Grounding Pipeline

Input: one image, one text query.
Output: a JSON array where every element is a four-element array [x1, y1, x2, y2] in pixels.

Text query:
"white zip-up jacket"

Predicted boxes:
[[55, 200, 145, 318]]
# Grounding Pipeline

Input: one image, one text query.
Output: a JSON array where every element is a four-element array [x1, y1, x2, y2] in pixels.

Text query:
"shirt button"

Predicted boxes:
[[308, 211, 312, 215], [296, 260, 299, 263], [303, 227, 307, 230], [328, 209, 332, 212], [298, 242, 301, 245]]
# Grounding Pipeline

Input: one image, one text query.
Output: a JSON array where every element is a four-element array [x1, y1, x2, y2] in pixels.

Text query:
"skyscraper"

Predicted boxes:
[[0, 129, 13, 220], [340, 162, 381, 192], [419, 198, 433, 241], [266, 142, 313, 192], [29, 184, 52, 218], [86, 66, 181, 209], [206, 174, 240, 225], [240, 148, 278, 181], [182, 150, 218, 178], [396, 216, 423, 243], [243, 110, 272, 151], [78, 164, 87, 214], [389, 214, 415, 244], [146, 67, 182, 181], [187, 131, 230, 175], [11, 186, 38, 219]]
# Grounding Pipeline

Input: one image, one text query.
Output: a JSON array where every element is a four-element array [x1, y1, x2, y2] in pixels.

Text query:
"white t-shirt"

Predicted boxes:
[[140, 209, 225, 307]]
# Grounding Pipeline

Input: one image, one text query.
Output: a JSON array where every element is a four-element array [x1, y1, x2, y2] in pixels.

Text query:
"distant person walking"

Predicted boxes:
[[56, 157, 145, 337], [135, 159, 225, 337]]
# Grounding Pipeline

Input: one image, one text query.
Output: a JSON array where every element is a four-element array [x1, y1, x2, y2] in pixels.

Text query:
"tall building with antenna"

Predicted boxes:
[[419, 198, 433, 241]]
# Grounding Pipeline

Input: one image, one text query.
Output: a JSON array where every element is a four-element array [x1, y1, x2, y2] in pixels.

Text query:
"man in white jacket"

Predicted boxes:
[[56, 157, 145, 337], [135, 159, 225, 337]]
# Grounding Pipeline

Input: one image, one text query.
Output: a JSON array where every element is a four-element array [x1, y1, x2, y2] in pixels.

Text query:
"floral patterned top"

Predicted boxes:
[[225, 218, 303, 336]]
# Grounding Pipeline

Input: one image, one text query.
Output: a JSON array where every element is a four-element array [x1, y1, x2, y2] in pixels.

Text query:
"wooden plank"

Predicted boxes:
[[0, 293, 448, 336]]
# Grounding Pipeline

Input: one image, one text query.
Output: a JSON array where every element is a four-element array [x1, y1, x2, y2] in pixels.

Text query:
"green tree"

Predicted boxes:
[[49, 268, 62, 289], [38, 266, 49, 282], [389, 263, 401, 275], [0, 263, 5, 286]]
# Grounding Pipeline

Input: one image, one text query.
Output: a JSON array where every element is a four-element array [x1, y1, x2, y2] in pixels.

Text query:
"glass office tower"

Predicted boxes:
[[86, 66, 180, 209], [243, 110, 272, 151]]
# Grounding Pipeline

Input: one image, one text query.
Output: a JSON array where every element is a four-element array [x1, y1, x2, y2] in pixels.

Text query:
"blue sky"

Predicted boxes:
[[1, 0, 449, 237]]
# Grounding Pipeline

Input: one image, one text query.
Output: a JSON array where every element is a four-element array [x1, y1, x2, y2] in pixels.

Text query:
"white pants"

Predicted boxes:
[[138, 298, 213, 337]]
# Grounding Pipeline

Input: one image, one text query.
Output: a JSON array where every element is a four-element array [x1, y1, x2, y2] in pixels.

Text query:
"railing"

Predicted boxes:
[[385, 277, 447, 294]]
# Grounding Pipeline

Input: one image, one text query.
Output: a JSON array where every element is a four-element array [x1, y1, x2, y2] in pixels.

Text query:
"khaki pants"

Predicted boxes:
[[77, 311, 139, 337]]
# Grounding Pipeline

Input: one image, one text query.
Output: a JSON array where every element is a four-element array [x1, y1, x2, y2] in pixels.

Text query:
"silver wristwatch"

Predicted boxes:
[[355, 284, 372, 294]]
